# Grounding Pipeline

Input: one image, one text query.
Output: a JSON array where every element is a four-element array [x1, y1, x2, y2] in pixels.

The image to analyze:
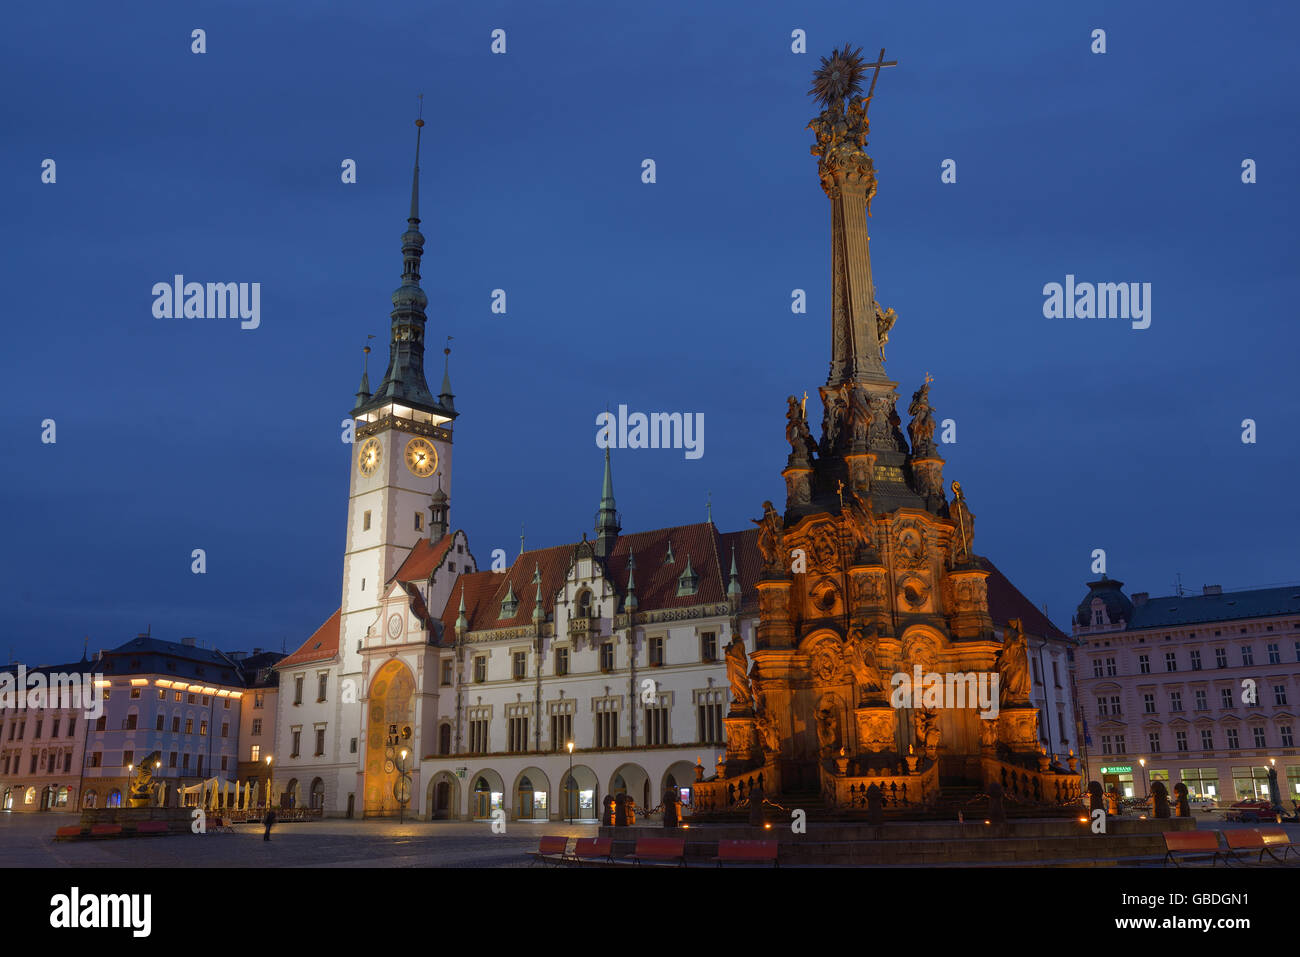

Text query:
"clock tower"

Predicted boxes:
[[339, 114, 458, 703]]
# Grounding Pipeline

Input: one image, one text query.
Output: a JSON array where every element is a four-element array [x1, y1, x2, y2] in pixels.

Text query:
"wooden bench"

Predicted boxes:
[[89, 823, 123, 839], [1162, 830, 1221, 867], [715, 839, 779, 867], [54, 825, 85, 841], [1257, 827, 1300, 864], [529, 835, 570, 866], [627, 837, 687, 867], [1220, 829, 1268, 865], [210, 817, 235, 834], [570, 837, 613, 865], [133, 821, 170, 836]]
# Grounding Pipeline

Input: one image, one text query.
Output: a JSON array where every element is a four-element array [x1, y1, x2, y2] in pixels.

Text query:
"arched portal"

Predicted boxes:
[[661, 761, 698, 811], [512, 767, 551, 821], [364, 659, 417, 817], [426, 771, 459, 820], [609, 763, 650, 814], [470, 769, 505, 820], [561, 764, 599, 822]]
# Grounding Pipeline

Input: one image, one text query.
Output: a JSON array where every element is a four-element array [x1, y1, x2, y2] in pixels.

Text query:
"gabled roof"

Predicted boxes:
[[1127, 585, 1300, 629], [436, 523, 761, 636], [981, 558, 1068, 641], [393, 532, 460, 583], [277, 609, 341, 669]]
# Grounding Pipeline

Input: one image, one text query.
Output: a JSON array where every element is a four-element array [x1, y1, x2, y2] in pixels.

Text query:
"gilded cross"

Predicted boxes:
[[801, 390, 808, 416], [924, 371, 933, 386], [862, 48, 898, 109]]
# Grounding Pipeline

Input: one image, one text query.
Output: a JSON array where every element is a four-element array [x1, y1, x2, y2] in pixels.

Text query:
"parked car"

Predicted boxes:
[[1224, 799, 1273, 822]]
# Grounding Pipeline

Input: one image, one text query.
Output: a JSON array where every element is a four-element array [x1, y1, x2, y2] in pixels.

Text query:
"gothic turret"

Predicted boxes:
[[593, 448, 621, 559]]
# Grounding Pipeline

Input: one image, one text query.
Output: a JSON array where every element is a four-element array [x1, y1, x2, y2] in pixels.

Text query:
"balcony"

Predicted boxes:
[[568, 617, 596, 641]]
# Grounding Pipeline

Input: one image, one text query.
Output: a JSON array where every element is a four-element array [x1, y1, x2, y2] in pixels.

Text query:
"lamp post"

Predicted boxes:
[[1138, 757, 1148, 803], [566, 741, 574, 824], [396, 748, 411, 824], [265, 755, 273, 810]]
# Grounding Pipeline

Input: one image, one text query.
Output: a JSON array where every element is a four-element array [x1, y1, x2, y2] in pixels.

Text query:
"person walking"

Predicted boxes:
[[263, 807, 277, 841]]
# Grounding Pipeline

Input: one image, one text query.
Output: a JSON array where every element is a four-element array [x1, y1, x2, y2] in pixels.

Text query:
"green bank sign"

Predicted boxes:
[[1100, 766, 1133, 774]]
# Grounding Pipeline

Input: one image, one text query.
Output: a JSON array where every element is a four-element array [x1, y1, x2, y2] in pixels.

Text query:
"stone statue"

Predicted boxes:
[[127, 751, 162, 808], [978, 718, 998, 750], [820, 388, 845, 454], [785, 395, 816, 460], [842, 382, 872, 449], [841, 488, 875, 552], [752, 500, 784, 572], [907, 379, 936, 453], [914, 708, 941, 755], [1106, 784, 1122, 816], [662, 787, 680, 829], [844, 626, 886, 700], [874, 301, 897, 360], [1088, 781, 1105, 814], [815, 700, 841, 758], [754, 709, 781, 754], [724, 635, 752, 711], [997, 618, 1032, 705], [865, 783, 884, 824], [948, 480, 975, 561]]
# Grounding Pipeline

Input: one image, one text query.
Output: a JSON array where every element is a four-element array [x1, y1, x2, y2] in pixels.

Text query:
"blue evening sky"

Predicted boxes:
[[3, 0, 1298, 664]]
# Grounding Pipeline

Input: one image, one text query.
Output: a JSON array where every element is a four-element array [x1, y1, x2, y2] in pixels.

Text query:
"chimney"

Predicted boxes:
[[1202, 584, 1222, 596], [181, 637, 197, 647], [1132, 592, 1149, 605]]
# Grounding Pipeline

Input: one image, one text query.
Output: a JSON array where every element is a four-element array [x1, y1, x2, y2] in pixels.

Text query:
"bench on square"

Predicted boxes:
[[1162, 830, 1221, 867], [1257, 827, 1300, 864], [625, 837, 687, 867], [54, 825, 85, 841], [714, 839, 779, 867], [570, 837, 613, 865], [135, 821, 170, 837], [529, 835, 570, 866], [209, 817, 235, 834], [89, 824, 123, 839]]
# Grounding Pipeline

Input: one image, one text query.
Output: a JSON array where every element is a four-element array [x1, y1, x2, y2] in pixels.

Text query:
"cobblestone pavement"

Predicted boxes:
[[0, 812, 599, 868]]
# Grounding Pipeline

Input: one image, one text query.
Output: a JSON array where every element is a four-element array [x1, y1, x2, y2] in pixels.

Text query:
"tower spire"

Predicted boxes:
[[355, 101, 454, 419], [594, 447, 621, 559]]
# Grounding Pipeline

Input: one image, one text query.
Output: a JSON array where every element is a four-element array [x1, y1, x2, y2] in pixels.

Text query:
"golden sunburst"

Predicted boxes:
[[809, 44, 866, 106]]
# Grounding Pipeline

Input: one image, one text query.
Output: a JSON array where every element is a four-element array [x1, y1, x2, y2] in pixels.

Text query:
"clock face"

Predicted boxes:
[[405, 437, 438, 477], [357, 439, 382, 476]]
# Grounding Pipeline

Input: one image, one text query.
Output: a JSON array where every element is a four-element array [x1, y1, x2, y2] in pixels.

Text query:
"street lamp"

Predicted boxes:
[[396, 748, 411, 823], [1138, 757, 1148, 801], [566, 741, 574, 824], [266, 755, 273, 810]]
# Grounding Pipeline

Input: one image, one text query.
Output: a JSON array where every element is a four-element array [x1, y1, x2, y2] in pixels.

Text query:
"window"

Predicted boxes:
[[220, 722, 229, 738], [158, 689, 166, 700], [95, 716, 106, 731], [1096, 696, 1109, 717], [550, 711, 573, 751], [1106, 657, 1117, 677], [251, 744, 260, 762], [122, 750, 134, 768], [252, 718, 262, 735], [1275, 685, 1289, 706], [1282, 726, 1294, 748], [512, 652, 527, 680], [576, 590, 592, 619], [1252, 727, 1267, 749], [294, 676, 304, 705], [168, 752, 177, 768], [1109, 695, 1122, 716], [595, 709, 618, 748], [1242, 646, 1254, 666], [315, 728, 325, 756], [1226, 728, 1239, 749], [130, 687, 141, 699], [254, 692, 264, 709], [1221, 688, 1234, 709], [1165, 652, 1177, 672], [1175, 731, 1188, 752], [291, 729, 301, 758], [1216, 648, 1228, 669], [1169, 691, 1182, 712], [220, 756, 228, 771], [187, 694, 195, 704], [197, 755, 204, 775], [414, 512, 424, 532], [182, 753, 190, 770], [1194, 689, 1207, 711], [66, 717, 74, 737], [1201, 729, 1214, 750], [185, 718, 193, 734], [473, 657, 486, 683], [1101, 735, 1112, 755], [649, 636, 665, 667], [507, 714, 528, 753], [1268, 643, 1281, 664], [122, 713, 136, 730], [600, 643, 615, 672], [1143, 693, 1156, 715], [702, 632, 717, 662], [363, 510, 371, 531], [1052, 661, 1061, 688], [317, 673, 328, 702], [441, 660, 454, 685], [554, 648, 569, 677], [174, 691, 182, 702], [223, 699, 230, 709], [155, 714, 164, 731], [171, 716, 180, 733], [1190, 650, 1202, 671], [644, 699, 669, 745], [34, 719, 42, 738], [469, 718, 489, 754], [438, 724, 452, 755], [1115, 734, 1127, 753], [89, 751, 102, 768], [1092, 659, 1104, 678]]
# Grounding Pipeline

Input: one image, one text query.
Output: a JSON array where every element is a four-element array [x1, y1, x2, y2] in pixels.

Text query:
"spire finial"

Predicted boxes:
[[520, 523, 526, 557], [706, 491, 713, 525], [410, 94, 424, 222]]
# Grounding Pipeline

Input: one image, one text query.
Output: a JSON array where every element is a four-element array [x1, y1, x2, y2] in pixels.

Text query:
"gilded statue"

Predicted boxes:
[[127, 750, 163, 808], [907, 378, 936, 452], [752, 500, 785, 572], [949, 480, 975, 561], [874, 301, 897, 360]]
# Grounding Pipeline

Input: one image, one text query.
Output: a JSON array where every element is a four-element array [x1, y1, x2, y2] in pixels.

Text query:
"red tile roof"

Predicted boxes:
[[393, 533, 458, 583], [277, 608, 341, 668], [982, 558, 1068, 640]]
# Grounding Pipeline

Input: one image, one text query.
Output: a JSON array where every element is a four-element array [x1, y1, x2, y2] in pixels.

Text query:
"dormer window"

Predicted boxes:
[[577, 589, 593, 619], [677, 557, 699, 596], [500, 583, 519, 619]]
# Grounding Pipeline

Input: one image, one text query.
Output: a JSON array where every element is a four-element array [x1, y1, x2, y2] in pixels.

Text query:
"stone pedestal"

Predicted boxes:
[[755, 578, 794, 649], [997, 705, 1041, 753], [947, 565, 993, 639], [855, 705, 897, 753], [844, 451, 875, 496], [725, 713, 760, 769], [783, 463, 813, 510]]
